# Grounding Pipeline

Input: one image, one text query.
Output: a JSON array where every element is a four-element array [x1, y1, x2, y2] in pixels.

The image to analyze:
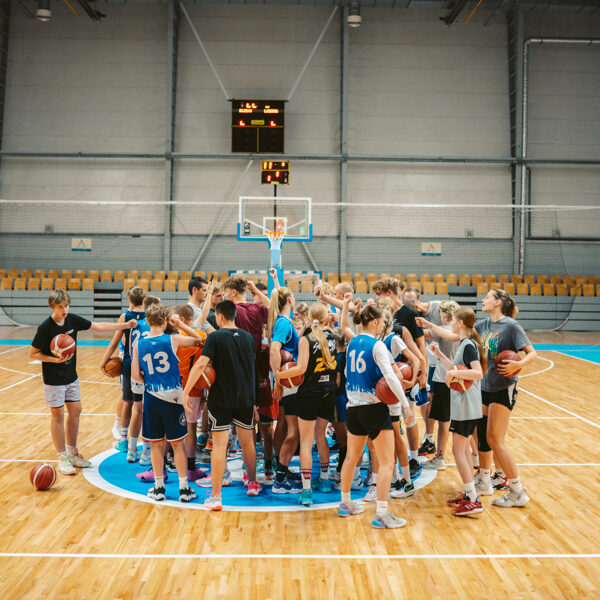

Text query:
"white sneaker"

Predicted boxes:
[[422, 456, 446, 470], [361, 452, 370, 468], [351, 472, 364, 490], [112, 422, 120, 441], [363, 484, 377, 503], [58, 455, 76, 475], [68, 451, 91, 468], [492, 488, 530, 507], [475, 478, 494, 496], [363, 469, 375, 486], [372, 511, 407, 529]]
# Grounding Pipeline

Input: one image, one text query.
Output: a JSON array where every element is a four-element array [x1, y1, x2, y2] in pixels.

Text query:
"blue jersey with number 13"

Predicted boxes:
[[137, 333, 182, 403]]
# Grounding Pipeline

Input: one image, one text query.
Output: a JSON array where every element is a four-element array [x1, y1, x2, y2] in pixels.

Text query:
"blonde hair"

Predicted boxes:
[[267, 287, 294, 341], [454, 307, 487, 372], [143, 295, 161, 311], [376, 296, 395, 312], [48, 289, 71, 307], [307, 303, 336, 370], [439, 300, 460, 320], [379, 309, 394, 340], [294, 302, 309, 317], [145, 303, 169, 327]]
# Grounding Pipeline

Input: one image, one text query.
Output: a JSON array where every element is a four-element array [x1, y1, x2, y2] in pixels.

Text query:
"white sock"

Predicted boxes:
[[58, 451, 68, 458], [392, 464, 400, 481], [400, 463, 411, 482], [426, 433, 434, 443], [155, 476, 164, 488], [496, 468, 506, 478], [66, 445, 76, 456], [409, 450, 418, 460], [179, 477, 189, 489], [464, 481, 477, 501], [341, 491, 351, 504], [142, 441, 151, 455], [120, 427, 128, 441], [129, 437, 138, 452], [480, 468, 491, 484], [114, 417, 121, 426], [376, 500, 388, 515], [508, 477, 522, 493]]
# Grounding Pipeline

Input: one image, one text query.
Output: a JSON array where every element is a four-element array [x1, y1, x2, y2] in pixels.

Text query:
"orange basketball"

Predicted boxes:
[[396, 361, 413, 389], [50, 334, 76, 359], [448, 364, 474, 392], [280, 349, 294, 365], [279, 362, 304, 388], [195, 364, 216, 390], [105, 356, 123, 377], [30, 463, 56, 490], [375, 376, 401, 405], [494, 350, 521, 375]]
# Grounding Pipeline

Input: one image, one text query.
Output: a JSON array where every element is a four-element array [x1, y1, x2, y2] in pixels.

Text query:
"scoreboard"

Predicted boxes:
[[261, 160, 289, 185], [232, 99, 285, 153]]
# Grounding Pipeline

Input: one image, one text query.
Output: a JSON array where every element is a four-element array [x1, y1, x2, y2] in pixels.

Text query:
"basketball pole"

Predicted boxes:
[[267, 184, 284, 295]]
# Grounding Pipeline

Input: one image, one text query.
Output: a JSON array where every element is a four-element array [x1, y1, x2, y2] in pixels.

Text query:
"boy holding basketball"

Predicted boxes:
[[30, 289, 137, 475]]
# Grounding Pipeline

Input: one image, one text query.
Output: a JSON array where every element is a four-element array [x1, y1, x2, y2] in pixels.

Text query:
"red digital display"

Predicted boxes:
[[232, 100, 285, 153]]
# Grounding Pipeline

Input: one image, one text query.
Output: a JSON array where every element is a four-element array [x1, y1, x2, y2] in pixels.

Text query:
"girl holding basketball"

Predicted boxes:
[[274, 303, 337, 506], [428, 307, 485, 516], [338, 303, 414, 529]]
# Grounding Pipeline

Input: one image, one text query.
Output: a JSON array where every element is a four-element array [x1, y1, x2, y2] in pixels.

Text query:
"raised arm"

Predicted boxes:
[[415, 317, 460, 342], [99, 313, 126, 377], [340, 293, 356, 342]]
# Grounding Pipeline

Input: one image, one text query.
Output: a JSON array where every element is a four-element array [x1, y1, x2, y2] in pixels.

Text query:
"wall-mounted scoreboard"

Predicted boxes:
[[261, 161, 289, 185], [232, 99, 285, 153]]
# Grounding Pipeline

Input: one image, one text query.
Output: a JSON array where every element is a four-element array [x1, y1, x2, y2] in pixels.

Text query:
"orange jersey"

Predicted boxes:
[[177, 329, 207, 387]]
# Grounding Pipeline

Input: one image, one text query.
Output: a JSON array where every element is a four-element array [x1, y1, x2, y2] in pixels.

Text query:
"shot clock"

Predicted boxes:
[[232, 99, 285, 153], [261, 161, 289, 185]]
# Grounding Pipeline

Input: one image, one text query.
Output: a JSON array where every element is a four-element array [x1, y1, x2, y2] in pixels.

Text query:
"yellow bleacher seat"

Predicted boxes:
[[54, 278, 67, 290], [569, 285, 581, 296], [122, 278, 135, 290], [74, 269, 86, 280], [207, 271, 218, 281], [422, 282, 435, 295], [405, 273, 418, 282], [141, 270, 153, 281], [562, 275, 574, 286], [502, 282, 515, 294], [219, 271, 228, 282], [87, 270, 99, 282], [340, 273, 352, 282], [537, 275, 548, 285], [180, 271, 192, 281], [127, 270, 139, 281], [114, 270, 125, 283], [497, 274, 510, 283], [48, 269, 59, 279], [432, 274, 444, 283], [100, 270, 112, 282], [163, 279, 176, 292], [574, 275, 586, 285], [13, 278, 26, 291], [288, 280, 300, 292], [420, 274, 431, 283], [446, 274, 458, 286], [476, 283, 488, 296], [556, 284, 568, 296], [549, 275, 562, 285], [523, 275, 535, 285], [510, 274, 522, 284], [354, 273, 365, 282], [588, 275, 599, 285], [7, 269, 19, 279], [354, 281, 367, 294], [392, 273, 404, 282], [21, 269, 33, 279], [516, 283, 529, 295], [529, 284, 542, 296], [472, 274, 484, 285], [458, 274, 470, 286], [436, 282, 448, 295], [178, 279, 189, 292], [582, 284, 595, 297], [301, 280, 313, 293], [542, 284, 555, 296], [150, 279, 163, 292], [0, 278, 12, 290], [27, 278, 40, 291], [41, 278, 54, 291], [194, 271, 206, 279], [154, 270, 166, 280], [137, 279, 149, 291], [68, 279, 81, 291], [0, 269, 6, 278], [168, 270, 179, 281], [61, 270, 72, 280], [82, 278, 94, 292]]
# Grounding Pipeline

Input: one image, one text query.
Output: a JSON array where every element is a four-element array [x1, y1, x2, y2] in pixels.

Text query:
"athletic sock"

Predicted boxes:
[[319, 462, 329, 480], [301, 469, 312, 490], [376, 500, 388, 515], [341, 491, 351, 504], [179, 476, 189, 489], [58, 450, 68, 459], [265, 459, 272, 471], [426, 433, 434, 443], [129, 436, 138, 452], [114, 417, 121, 428], [464, 481, 477, 501], [480, 468, 491, 485], [66, 445, 76, 456], [187, 457, 195, 471], [496, 468, 506, 478], [120, 427, 128, 441], [275, 463, 287, 484], [142, 441, 151, 455], [392, 464, 400, 482], [155, 476, 164, 488], [400, 463, 410, 482], [409, 450, 418, 461], [508, 477, 522, 493]]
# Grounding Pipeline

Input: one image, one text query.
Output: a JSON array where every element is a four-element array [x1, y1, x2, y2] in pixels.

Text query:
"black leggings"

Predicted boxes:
[[477, 415, 491, 453]]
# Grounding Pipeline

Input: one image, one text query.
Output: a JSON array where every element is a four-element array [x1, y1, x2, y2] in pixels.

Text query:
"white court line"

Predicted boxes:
[[550, 350, 600, 367], [0, 375, 37, 393], [0, 412, 115, 416], [0, 346, 25, 355], [0, 365, 118, 386], [519, 387, 600, 430], [519, 356, 555, 378], [0, 552, 598, 560]]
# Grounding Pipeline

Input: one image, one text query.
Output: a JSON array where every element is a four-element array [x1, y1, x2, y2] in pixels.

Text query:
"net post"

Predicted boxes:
[[266, 231, 285, 295]]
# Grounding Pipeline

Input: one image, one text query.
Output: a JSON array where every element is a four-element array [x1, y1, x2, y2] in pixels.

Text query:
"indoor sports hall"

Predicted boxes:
[[0, 0, 599, 598]]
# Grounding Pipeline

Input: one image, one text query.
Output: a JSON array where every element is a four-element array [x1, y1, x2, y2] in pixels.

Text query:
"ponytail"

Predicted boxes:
[[267, 287, 293, 341], [455, 307, 487, 372], [491, 288, 516, 318], [307, 303, 336, 370], [359, 304, 383, 327]]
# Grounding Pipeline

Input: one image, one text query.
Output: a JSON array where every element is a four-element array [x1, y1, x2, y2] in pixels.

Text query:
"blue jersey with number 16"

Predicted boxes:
[[345, 334, 383, 407], [137, 333, 182, 403]]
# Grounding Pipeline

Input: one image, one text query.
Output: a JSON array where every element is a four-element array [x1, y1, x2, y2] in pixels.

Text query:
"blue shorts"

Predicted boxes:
[[121, 359, 142, 403], [416, 387, 429, 407], [141, 391, 187, 442], [334, 394, 347, 423]]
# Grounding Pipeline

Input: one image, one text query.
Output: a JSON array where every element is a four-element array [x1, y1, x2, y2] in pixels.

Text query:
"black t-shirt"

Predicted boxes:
[[298, 329, 337, 397], [31, 313, 92, 386], [336, 350, 346, 396], [393, 305, 423, 340], [461, 342, 479, 368], [201, 327, 256, 408]]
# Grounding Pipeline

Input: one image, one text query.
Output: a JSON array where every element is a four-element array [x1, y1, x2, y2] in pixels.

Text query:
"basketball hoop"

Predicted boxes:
[[265, 230, 284, 251]]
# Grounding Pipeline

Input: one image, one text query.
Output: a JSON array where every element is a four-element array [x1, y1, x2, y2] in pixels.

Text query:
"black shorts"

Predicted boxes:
[[449, 419, 479, 438], [390, 414, 400, 423], [279, 392, 297, 417], [482, 386, 517, 411], [346, 403, 393, 440], [207, 403, 255, 432], [121, 360, 142, 403], [429, 382, 451, 422], [296, 389, 336, 422]]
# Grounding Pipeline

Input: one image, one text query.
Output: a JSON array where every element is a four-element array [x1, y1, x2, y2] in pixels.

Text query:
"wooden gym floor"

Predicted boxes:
[[0, 326, 598, 599]]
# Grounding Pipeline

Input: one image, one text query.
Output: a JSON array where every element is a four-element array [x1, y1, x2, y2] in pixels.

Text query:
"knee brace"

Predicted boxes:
[[477, 416, 491, 453]]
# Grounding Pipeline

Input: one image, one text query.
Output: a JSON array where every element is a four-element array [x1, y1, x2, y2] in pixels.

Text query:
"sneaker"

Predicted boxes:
[[271, 479, 302, 494], [389, 478, 415, 499], [286, 469, 301, 482], [57, 455, 76, 475], [223, 469, 233, 486], [227, 445, 239, 459], [363, 468, 375, 487], [371, 511, 407, 529], [179, 486, 197, 503], [475, 478, 494, 496], [317, 478, 332, 493], [126, 449, 141, 463], [338, 500, 365, 517], [351, 472, 364, 490], [136, 468, 168, 483], [205, 438, 213, 451], [491, 472, 509, 490], [447, 493, 466, 507], [148, 485, 165, 501], [112, 422, 121, 441], [197, 449, 211, 464], [264, 468, 275, 482], [114, 439, 128, 453], [330, 470, 341, 484], [472, 454, 480, 469], [68, 451, 91, 468], [361, 452, 370, 469], [164, 455, 177, 473], [492, 488, 530, 507], [197, 471, 232, 488], [187, 468, 206, 482], [298, 489, 313, 506], [247, 481, 262, 496], [452, 496, 483, 516], [418, 440, 436, 456], [197, 433, 209, 449], [204, 494, 223, 511], [422, 456, 446, 470], [139, 453, 152, 466], [409, 458, 421, 482], [363, 485, 377, 503]]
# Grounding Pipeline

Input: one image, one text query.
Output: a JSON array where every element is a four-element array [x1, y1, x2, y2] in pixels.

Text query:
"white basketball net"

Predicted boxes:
[[265, 230, 284, 250]]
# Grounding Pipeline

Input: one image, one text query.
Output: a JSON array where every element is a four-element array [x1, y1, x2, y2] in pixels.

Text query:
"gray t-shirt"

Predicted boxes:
[[474, 316, 531, 392], [450, 338, 483, 422], [431, 325, 457, 383], [188, 302, 213, 333], [423, 301, 442, 367]]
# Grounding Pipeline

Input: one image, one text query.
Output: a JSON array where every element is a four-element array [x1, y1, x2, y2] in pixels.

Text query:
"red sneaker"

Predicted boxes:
[[246, 481, 262, 497], [447, 493, 465, 507], [452, 497, 483, 516]]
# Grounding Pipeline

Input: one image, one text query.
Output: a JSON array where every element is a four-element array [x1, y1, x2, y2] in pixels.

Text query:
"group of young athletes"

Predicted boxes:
[[30, 271, 537, 528]]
